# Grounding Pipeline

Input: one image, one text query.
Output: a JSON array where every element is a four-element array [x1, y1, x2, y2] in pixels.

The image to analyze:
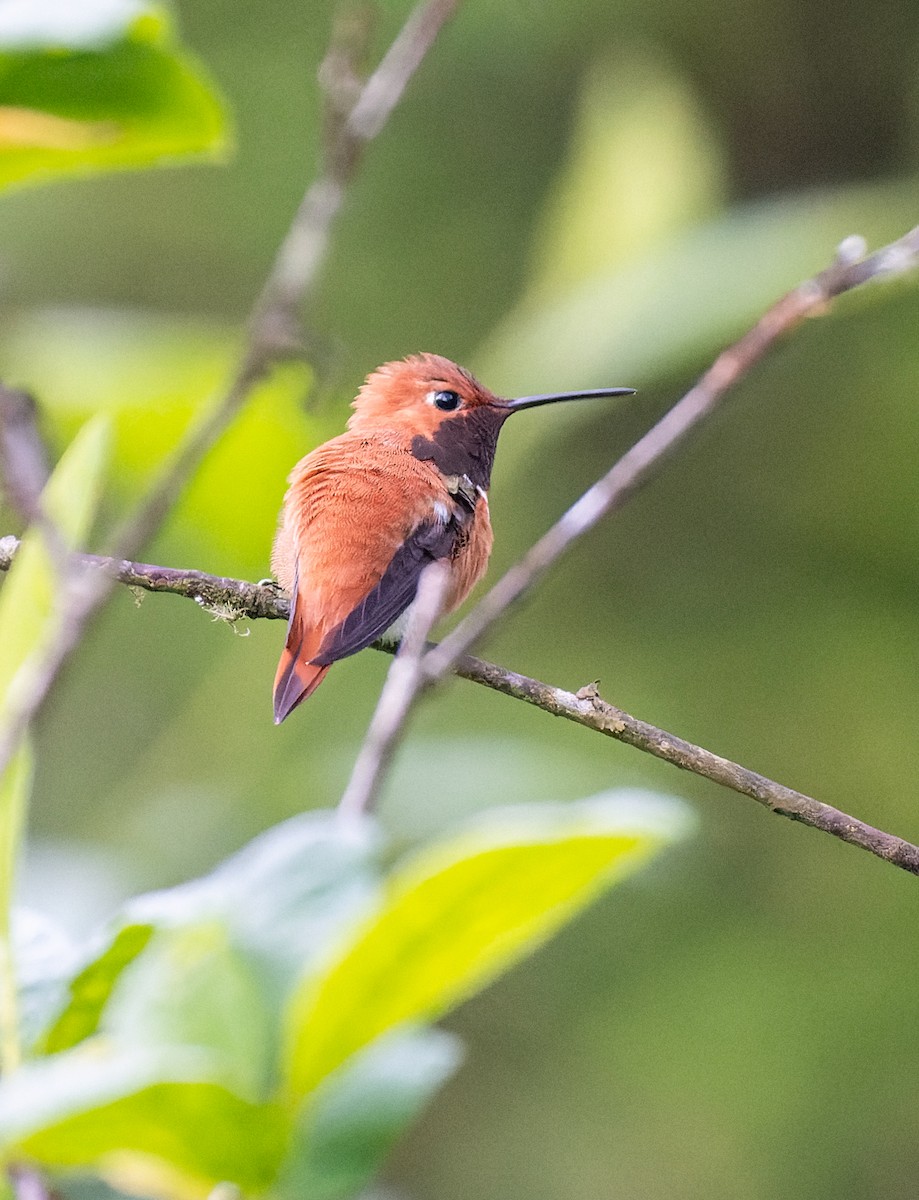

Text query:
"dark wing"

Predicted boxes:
[[311, 518, 458, 666]]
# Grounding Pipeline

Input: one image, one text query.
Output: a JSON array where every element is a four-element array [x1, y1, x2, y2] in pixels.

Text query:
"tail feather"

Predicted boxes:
[[273, 570, 330, 723], [273, 649, 329, 723]]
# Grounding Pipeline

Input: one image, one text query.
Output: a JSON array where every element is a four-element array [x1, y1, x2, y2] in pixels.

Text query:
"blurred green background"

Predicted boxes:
[[2, 1, 919, 1197]]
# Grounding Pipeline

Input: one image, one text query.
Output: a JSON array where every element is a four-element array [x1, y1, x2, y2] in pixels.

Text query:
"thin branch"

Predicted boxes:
[[112, 0, 462, 559], [421, 225, 919, 684], [338, 562, 451, 824], [2, 544, 917, 875], [0, 0, 461, 786], [325, 227, 918, 842]]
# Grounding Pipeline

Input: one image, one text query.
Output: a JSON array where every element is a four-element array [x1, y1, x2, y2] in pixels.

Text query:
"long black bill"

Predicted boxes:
[[499, 386, 635, 412]]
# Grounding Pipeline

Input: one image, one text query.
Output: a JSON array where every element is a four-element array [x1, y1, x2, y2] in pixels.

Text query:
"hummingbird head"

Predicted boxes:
[[348, 352, 634, 491]]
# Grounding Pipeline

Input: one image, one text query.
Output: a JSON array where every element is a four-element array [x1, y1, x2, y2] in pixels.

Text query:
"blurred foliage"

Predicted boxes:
[[0, 417, 110, 1062], [0, 0, 916, 1198], [0, 0, 228, 191], [0, 800, 685, 1198]]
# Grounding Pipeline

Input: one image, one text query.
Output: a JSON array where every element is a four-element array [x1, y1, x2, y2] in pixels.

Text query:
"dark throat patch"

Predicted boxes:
[[410, 406, 509, 491]]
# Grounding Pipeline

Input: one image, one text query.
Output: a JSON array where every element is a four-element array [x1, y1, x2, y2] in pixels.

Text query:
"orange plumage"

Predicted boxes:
[[271, 353, 633, 722]]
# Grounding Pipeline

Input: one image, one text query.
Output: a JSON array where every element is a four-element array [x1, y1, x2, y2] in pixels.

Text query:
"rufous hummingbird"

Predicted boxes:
[[272, 353, 633, 722]]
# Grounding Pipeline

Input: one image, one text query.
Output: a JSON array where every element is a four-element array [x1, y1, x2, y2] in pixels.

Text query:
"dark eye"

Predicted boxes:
[[429, 389, 462, 412]]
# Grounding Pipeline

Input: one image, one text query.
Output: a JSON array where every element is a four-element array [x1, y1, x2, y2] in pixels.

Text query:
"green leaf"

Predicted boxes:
[[0, 416, 109, 1072], [40, 922, 154, 1054], [277, 1028, 462, 1200], [0, 413, 110, 703], [286, 792, 690, 1098], [0, 747, 31, 935], [0, 1, 229, 191], [125, 812, 382, 1005], [101, 922, 274, 1102], [0, 1045, 288, 1199], [0, 746, 32, 1071], [41, 813, 379, 1057]]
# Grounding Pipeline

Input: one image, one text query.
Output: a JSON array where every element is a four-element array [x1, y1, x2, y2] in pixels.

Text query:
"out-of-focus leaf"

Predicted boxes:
[[40, 922, 153, 1054], [125, 812, 381, 1004], [0, 745, 32, 1070], [277, 1028, 462, 1200], [286, 792, 690, 1098], [12, 907, 80, 1052], [42, 813, 379, 1057], [101, 922, 273, 1101], [0, 414, 110, 703], [0, 746, 31, 935], [479, 177, 919, 402], [0, 417, 109, 1069], [530, 51, 726, 299], [0, 1045, 288, 1199], [0, 1, 229, 191]]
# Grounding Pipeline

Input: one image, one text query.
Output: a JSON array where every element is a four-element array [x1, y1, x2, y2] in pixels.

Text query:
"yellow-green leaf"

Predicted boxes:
[[286, 793, 690, 1099], [0, 2, 229, 191], [0, 413, 110, 704], [0, 1045, 288, 1200]]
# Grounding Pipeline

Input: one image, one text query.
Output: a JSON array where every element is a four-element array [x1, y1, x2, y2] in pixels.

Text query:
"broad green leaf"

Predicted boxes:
[[0, 745, 31, 1073], [0, 2, 229, 191], [277, 1028, 462, 1200], [0, 1045, 288, 1199], [287, 793, 690, 1098], [42, 813, 378, 1058], [0, 746, 30, 934], [124, 812, 381, 1005], [101, 922, 273, 1102]]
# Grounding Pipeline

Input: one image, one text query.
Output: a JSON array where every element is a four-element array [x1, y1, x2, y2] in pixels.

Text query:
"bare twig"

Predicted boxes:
[[422, 225, 919, 683], [113, 0, 462, 559], [0, 0, 461, 786], [3, 545, 917, 875], [338, 561, 451, 824]]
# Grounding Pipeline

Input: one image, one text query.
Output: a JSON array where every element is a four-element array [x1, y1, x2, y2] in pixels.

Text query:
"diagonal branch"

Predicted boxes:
[[113, 0, 463, 559], [0, 0, 462, 787], [1, 543, 916, 875], [422, 225, 919, 684], [333, 226, 919, 849]]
